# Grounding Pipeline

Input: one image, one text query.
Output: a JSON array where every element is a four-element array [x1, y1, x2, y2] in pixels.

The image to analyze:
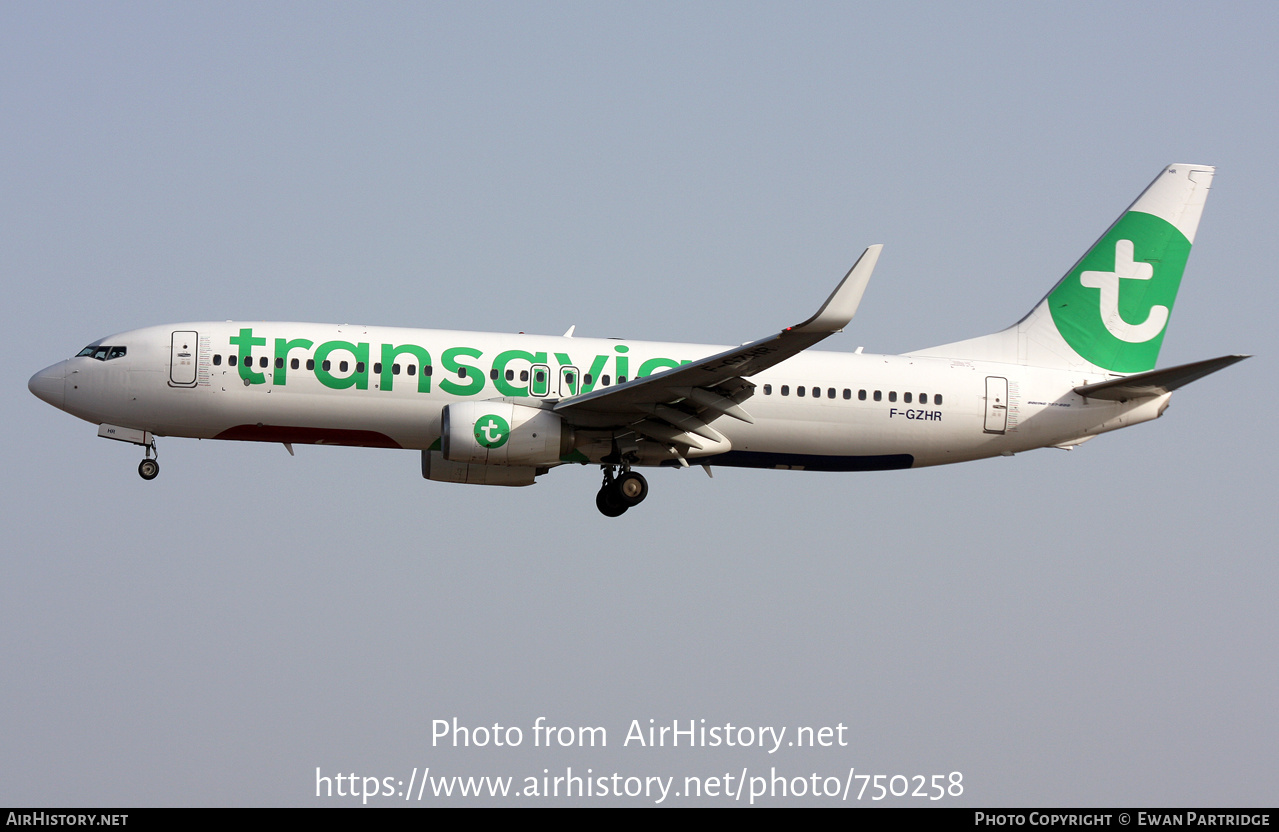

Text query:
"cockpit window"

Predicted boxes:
[[76, 344, 127, 361]]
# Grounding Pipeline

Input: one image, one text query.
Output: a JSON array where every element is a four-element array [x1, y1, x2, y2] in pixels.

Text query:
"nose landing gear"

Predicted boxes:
[[596, 466, 648, 517]]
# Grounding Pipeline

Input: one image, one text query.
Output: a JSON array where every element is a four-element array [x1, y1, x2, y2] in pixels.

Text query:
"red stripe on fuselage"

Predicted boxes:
[[213, 425, 402, 448]]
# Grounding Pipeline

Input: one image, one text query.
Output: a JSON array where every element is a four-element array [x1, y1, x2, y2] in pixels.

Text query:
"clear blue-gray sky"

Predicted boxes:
[[3, 2, 1275, 806]]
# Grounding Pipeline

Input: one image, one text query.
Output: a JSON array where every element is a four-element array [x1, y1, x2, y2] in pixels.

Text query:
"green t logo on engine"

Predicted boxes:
[[474, 414, 510, 449]]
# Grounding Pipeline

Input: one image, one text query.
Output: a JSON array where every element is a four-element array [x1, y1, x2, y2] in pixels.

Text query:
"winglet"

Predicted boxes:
[[790, 244, 882, 334]]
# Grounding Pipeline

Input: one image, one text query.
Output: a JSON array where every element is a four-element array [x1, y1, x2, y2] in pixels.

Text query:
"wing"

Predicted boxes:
[[554, 245, 883, 456]]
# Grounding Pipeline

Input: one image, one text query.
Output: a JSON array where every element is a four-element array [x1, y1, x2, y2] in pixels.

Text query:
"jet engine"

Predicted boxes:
[[441, 401, 574, 467], [421, 450, 542, 486]]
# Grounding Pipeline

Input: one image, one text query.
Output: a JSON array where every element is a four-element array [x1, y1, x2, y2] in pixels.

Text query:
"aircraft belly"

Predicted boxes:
[[147, 380, 443, 449], [708, 406, 954, 471]]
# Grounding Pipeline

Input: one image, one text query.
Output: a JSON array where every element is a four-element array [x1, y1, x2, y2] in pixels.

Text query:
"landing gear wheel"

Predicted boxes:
[[615, 471, 648, 507], [596, 487, 627, 517], [138, 459, 159, 480]]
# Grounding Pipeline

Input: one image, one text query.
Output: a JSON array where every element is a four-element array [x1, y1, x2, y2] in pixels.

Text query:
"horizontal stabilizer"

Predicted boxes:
[[1074, 355, 1249, 401]]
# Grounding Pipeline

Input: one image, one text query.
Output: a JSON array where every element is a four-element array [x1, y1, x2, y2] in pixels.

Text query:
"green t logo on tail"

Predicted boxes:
[[474, 414, 510, 449], [1048, 211, 1191, 374]]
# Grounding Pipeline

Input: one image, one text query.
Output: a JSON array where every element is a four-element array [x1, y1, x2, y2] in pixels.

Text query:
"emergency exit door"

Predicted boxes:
[[169, 331, 198, 387], [984, 376, 1008, 434]]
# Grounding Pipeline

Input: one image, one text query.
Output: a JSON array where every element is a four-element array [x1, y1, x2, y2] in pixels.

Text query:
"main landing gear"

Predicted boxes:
[[596, 466, 648, 517], [138, 439, 159, 480]]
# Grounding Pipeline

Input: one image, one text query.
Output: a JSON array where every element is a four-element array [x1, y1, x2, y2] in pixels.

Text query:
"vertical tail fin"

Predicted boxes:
[[916, 164, 1214, 374]]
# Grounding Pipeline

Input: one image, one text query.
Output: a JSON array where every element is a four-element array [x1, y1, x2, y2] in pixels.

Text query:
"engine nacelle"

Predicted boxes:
[[441, 401, 573, 466], [421, 450, 541, 487]]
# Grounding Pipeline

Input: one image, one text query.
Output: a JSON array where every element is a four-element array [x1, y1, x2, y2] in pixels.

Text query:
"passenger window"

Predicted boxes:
[[859, 389, 867, 401], [843, 388, 851, 400], [373, 362, 381, 374], [490, 369, 499, 380], [781, 385, 790, 396], [584, 374, 592, 385], [323, 360, 331, 371], [229, 355, 238, 367], [259, 357, 268, 368], [458, 367, 467, 378], [904, 392, 912, 404], [506, 370, 514, 381], [936, 394, 943, 405], [828, 388, 835, 399], [873, 390, 881, 402], [306, 359, 314, 370], [602, 375, 610, 386], [618, 376, 626, 383], [292, 358, 300, 370], [213, 354, 222, 366], [520, 370, 529, 382], [920, 393, 928, 404], [276, 357, 284, 369], [392, 364, 401, 375], [339, 361, 348, 373], [356, 362, 365, 373], [889, 391, 897, 402], [408, 364, 416, 376], [797, 386, 805, 397], [424, 365, 433, 377], [763, 384, 772, 395]]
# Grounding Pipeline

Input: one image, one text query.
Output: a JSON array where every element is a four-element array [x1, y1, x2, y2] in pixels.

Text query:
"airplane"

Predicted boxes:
[[29, 164, 1248, 516]]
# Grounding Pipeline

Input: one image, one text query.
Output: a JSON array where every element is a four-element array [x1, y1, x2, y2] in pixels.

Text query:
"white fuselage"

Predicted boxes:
[[30, 322, 1167, 473]]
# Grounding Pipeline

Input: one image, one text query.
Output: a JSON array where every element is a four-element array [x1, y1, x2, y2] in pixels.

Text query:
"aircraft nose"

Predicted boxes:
[[28, 361, 66, 410]]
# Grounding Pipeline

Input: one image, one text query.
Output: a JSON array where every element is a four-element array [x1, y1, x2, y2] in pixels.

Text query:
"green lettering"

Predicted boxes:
[[380, 344, 433, 392], [614, 344, 629, 382], [440, 347, 484, 396], [552, 353, 583, 395], [552, 350, 606, 391], [229, 327, 266, 384], [314, 340, 369, 390], [492, 350, 546, 396], [580, 354, 609, 393], [638, 357, 681, 377], [273, 337, 313, 385]]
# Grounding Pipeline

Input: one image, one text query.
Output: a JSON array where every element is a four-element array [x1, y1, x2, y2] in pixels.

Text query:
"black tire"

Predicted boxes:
[[615, 471, 648, 507], [138, 459, 159, 480], [596, 487, 627, 517]]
